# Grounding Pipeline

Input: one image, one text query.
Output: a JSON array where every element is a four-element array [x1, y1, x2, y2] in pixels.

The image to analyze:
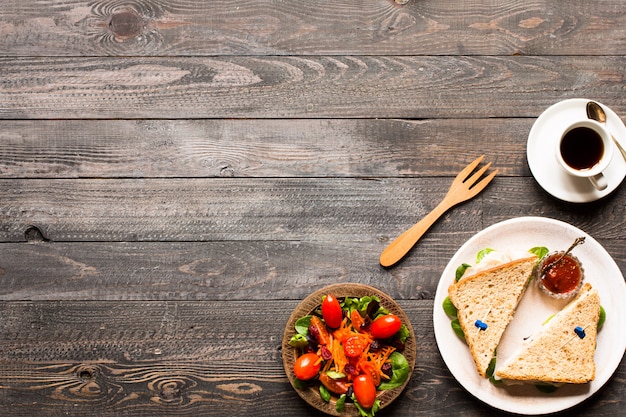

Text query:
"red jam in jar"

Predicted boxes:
[[538, 252, 583, 297]]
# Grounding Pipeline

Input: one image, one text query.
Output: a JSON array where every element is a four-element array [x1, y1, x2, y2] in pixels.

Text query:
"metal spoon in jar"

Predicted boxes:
[[586, 101, 626, 160], [540, 236, 585, 276]]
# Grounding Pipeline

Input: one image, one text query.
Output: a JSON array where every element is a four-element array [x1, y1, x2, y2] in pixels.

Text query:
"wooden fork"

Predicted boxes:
[[380, 155, 498, 267]]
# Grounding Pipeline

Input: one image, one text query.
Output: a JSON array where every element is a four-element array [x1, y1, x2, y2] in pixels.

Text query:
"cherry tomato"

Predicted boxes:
[[353, 373, 377, 409], [319, 372, 349, 395], [350, 309, 365, 332], [309, 315, 331, 345], [321, 294, 343, 328], [370, 314, 402, 339], [343, 335, 366, 358], [359, 361, 381, 386], [293, 352, 321, 380]]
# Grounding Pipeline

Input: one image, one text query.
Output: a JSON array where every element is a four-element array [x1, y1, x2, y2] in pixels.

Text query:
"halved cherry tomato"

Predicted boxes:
[[350, 309, 365, 332], [321, 294, 343, 329], [319, 372, 349, 395], [293, 352, 321, 380], [353, 373, 377, 408], [370, 314, 402, 339], [359, 361, 381, 386], [343, 335, 366, 358], [309, 315, 331, 345]]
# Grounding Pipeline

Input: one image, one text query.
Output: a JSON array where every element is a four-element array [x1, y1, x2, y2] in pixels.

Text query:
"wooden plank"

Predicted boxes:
[[0, 177, 488, 243], [0, 300, 623, 417], [1, 56, 624, 119], [1, 234, 622, 302], [0, 238, 467, 301], [0, 118, 535, 179], [2, 177, 624, 243], [0, 0, 624, 57]]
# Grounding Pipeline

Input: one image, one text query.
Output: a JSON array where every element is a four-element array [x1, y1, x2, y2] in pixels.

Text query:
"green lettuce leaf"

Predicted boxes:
[[476, 248, 494, 263], [442, 296, 458, 318], [319, 384, 331, 402], [352, 396, 380, 417], [294, 315, 312, 335], [529, 246, 549, 260], [377, 352, 410, 390], [335, 394, 346, 412], [451, 318, 465, 341], [288, 333, 308, 349], [598, 305, 606, 329], [455, 263, 471, 282]]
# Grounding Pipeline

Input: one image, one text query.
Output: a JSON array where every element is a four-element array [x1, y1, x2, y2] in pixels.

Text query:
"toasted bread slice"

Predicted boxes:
[[495, 282, 599, 383], [448, 255, 537, 377]]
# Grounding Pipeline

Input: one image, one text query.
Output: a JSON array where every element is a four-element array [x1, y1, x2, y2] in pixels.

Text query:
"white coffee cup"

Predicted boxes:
[[556, 119, 614, 190]]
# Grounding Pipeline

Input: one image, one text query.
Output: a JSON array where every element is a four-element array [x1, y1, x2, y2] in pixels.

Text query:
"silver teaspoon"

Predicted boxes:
[[586, 101, 626, 160]]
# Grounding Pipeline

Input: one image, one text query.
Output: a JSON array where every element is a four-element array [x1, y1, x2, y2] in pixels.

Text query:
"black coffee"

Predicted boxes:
[[560, 127, 604, 170]]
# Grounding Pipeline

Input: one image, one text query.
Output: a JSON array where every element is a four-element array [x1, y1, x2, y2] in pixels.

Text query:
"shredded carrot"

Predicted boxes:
[[332, 337, 348, 373], [321, 358, 333, 373], [376, 346, 396, 365], [314, 356, 324, 366], [360, 345, 396, 380], [332, 316, 355, 344]]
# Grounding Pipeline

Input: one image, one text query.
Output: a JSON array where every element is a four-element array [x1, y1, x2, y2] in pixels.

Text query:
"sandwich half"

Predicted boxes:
[[448, 255, 538, 377], [495, 282, 600, 384]]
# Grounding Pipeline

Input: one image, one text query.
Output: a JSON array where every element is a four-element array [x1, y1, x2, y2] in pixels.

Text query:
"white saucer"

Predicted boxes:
[[527, 98, 626, 203]]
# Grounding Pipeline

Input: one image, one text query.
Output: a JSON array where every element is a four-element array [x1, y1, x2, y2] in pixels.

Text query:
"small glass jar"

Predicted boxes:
[[536, 251, 584, 299]]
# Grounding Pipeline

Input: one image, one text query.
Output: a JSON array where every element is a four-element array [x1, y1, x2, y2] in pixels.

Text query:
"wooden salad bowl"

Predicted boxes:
[[282, 283, 417, 416]]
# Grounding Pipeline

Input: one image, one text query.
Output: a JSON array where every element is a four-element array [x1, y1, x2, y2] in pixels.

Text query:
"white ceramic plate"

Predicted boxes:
[[433, 217, 626, 415], [527, 98, 626, 203]]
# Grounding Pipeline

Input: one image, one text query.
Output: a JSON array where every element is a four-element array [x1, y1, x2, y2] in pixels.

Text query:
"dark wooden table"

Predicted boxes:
[[1, 1, 624, 416]]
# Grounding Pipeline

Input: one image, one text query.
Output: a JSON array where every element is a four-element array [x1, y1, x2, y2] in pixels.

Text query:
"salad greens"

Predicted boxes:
[[344, 295, 383, 318], [319, 384, 331, 402], [353, 396, 381, 417], [529, 246, 550, 259], [598, 305, 606, 329], [476, 248, 495, 263], [377, 352, 410, 390], [455, 263, 471, 283], [294, 316, 312, 335]]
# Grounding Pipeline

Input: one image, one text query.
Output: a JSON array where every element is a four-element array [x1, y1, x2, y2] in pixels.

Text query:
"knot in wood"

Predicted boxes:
[[160, 382, 181, 401], [76, 364, 99, 381], [24, 225, 48, 242], [109, 10, 143, 40]]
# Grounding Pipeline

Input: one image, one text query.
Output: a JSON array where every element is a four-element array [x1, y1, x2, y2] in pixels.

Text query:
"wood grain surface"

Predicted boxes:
[[1, 0, 624, 56], [1, 56, 624, 119], [0, 1, 624, 416]]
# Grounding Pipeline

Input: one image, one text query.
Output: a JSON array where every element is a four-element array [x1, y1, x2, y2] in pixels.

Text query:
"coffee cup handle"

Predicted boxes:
[[589, 172, 608, 191]]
